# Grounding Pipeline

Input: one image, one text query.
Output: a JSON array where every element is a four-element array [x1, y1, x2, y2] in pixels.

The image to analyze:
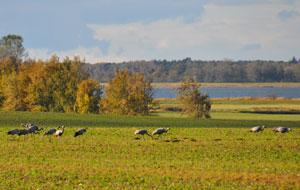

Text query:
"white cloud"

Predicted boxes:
[[27, 46, 126, 63], [85, 1, 300, 61], [28, 1, 300, 62]]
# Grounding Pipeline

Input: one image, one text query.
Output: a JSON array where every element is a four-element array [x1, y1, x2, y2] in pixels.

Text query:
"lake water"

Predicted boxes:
[[153, 87, 300, 98]]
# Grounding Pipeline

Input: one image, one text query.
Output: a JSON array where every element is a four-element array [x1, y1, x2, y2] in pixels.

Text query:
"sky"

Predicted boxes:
[[1, 0, 299, 63]]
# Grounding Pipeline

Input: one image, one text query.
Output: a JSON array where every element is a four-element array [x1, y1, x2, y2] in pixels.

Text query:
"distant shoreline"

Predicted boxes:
[[100, 83, 300, 88], [150, 83, 300, 88]]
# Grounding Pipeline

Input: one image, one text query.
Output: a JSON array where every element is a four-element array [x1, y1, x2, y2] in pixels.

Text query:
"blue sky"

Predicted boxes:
[[1, 0, 299, 63]]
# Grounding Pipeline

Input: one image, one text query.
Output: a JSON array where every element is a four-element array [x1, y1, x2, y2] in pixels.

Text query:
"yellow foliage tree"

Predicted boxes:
[[21, 60, 52, 111], [74, 79, 103, 114], [2, 71, 29, 111], [1, 55, 89, 112], [100, 70, 153, 116], [0, 57, 20, 106], [177, 77, 211, 118]]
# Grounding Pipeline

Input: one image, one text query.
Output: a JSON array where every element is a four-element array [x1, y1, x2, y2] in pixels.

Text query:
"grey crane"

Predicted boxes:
[[14, 129, 30, 141], [273, 127, 291, 133], [27, 125, 44, 134], [17, 129, 30, 136], [74, 128, 87, 137], [134, 129, 153, 140], [54, 126, 65, 137], [152, 128, 170, 139], [7, 129, 20, 135], [43, 126, 60, 136], [249, 125, 265, 132], [21, 123, 43, 134]]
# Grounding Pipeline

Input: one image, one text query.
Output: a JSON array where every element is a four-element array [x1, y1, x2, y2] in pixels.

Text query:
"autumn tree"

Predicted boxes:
[[74, 79, 103, 114], [1, 56, 89, 112], [21, 60, 54, 111], [101, 70, 153, 116], [42, 56, 88, 112], [0, 57, 22, 107], [2, 71, 29, 111], [177, 78, 211, 118]]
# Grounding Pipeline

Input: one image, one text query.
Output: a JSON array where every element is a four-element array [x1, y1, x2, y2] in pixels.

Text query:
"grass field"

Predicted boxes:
[[0, 98, 300, 189], [155, 97, 300, 115]]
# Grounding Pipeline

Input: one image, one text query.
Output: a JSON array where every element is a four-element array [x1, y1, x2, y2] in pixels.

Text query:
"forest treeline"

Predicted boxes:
[[86, 57, 300, 83]]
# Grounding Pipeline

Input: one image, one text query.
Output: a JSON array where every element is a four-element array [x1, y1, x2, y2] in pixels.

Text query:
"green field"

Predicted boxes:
[[0, 98, 300, 189]]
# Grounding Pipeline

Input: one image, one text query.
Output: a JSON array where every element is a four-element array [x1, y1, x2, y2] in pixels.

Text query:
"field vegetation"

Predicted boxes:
[[0, 97, 300, 189], [1, 126, 300, 189]]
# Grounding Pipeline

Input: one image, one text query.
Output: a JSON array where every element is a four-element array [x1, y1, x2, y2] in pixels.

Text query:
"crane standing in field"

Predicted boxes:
[[17, 129, 30, 136], [7, 129, 20, 136], [44, 126, 61, 142], [7, 129, 20, 140], [21, 123, 43, 134], [27, 126, 44, 134], [54, 126, 65, 137], [152, 128, 171, 139], [134, 129, 153, 140], [43, 126, 61, 136], [17, 129, 30, 141], [273, 127, 291, 133], [74, 128, 88, 137], [249, 125, 265, 132]]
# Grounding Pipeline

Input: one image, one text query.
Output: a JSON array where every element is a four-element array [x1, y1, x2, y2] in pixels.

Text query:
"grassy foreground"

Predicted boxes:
[[0, 127, 299, 189], [0, 97, 300, 189]]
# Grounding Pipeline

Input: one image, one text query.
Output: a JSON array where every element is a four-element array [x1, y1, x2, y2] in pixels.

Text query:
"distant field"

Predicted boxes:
[[155, 98, 300, 118], [100, 82, 300, 88], [1, 98, 300, 189], [0, 111, 299, 129], [151, 82, 300, 88], [158, 111, 300, 122]]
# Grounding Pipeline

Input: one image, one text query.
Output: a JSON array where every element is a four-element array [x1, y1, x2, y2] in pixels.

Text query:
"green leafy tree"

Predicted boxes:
[[177, 77, 211, 118], [0, 34, 27, 60], [101, 70, 153, 116], [48, 56, 89, 112], [74, 79, 103, 114]]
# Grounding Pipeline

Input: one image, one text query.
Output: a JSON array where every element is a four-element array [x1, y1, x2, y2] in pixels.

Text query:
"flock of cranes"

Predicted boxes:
[[7, 123, 44, 136], [6, 123, 293, 141], [249, 125, 292, 133], [134, 128, 171, 140], [134, 126, 292, 140], [6, 124, 172, 141], [7, 123, 87, 138]]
